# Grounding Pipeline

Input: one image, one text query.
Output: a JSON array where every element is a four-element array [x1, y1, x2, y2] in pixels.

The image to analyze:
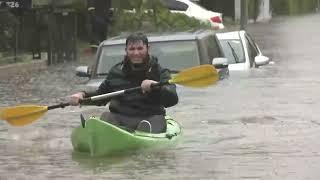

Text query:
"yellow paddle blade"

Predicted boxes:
[[169, 65, 219, 87], [0, 105, 48, 126]]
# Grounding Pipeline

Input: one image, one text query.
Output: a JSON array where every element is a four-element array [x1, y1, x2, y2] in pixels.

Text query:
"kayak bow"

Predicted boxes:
[[71, 116, 181, 156]]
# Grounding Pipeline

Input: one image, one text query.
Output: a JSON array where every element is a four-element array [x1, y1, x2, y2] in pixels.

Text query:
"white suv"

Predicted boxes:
[[160, 0, 224, 29], [215, 30, 270, 71]]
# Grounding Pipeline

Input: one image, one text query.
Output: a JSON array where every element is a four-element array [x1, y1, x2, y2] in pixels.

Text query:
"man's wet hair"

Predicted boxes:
[[126, 32, 149, 47]]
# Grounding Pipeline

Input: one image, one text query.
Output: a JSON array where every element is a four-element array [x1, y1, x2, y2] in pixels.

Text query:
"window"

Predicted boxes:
[[245, 36, 259, 67], [97, 44, 126, 75], [97, 40, 200, 75], [150, 40, 200, 71], [219, 39, 245, 64], [160, 0, 189, 11], [205, 35, 223, 61], [246, 34, 260, 54]]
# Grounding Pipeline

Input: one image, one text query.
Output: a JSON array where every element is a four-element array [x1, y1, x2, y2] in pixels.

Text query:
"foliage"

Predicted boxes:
[[72, 0, 87, 11], [271, 0, 319, 15], [109, 0, 211, 36], [0, 9, 19, 51]]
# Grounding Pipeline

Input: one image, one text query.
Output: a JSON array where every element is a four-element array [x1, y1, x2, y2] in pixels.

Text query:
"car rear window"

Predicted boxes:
[[151, 40, 200, 71], [96, 40, 200, 75], [160, 0, 188, 11]]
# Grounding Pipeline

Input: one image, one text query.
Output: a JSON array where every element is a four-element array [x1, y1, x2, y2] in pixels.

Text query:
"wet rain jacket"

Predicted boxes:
[[84, 56, 178, 116]]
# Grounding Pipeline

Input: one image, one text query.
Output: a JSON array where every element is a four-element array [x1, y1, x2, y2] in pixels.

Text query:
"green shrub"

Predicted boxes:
[[271, 0, 318, 15], [0, 9, 19, 51], [109, 0, 211, 36]]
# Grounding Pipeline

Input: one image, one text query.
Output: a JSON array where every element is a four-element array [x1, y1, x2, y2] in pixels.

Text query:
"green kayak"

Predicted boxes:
[[71, 116, 182, 157]]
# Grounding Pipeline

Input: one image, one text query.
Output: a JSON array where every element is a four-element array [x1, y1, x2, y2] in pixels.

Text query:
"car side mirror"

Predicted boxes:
[[212, 57, 229, 69], [255, 55, 270, 66], [90, 44, 98, 54], [76, 66, 91, 77]]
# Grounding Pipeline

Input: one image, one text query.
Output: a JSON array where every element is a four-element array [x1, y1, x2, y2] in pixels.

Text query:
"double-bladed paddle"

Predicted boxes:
[[0, 65, 218, 126]]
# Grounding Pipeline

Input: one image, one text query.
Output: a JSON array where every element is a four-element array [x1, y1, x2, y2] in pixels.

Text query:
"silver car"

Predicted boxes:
[[76, 30, 229, 89]]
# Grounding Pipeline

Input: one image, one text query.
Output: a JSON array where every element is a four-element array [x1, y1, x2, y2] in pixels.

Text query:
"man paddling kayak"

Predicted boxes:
[[69, 32, 178, 133]]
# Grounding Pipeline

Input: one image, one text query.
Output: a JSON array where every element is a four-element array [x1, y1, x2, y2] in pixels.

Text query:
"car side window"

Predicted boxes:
[[246, 34, 260, 54], [160, 0, 189, 11], [245, 36, 258, 67], [205, 35, 223, 62]]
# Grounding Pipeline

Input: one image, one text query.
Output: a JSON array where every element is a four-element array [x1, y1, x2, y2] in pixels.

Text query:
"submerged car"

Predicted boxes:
[[160, 0, 224, 29], [76, 30, 229, 89], [215, 30, 270, 71]]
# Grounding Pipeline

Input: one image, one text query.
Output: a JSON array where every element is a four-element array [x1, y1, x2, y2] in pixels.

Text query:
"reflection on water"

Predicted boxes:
[[1, 13, 320, 179]]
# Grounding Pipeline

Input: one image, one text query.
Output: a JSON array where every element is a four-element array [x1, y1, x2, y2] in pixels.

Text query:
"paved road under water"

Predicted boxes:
[[1, 13, 320, 180]]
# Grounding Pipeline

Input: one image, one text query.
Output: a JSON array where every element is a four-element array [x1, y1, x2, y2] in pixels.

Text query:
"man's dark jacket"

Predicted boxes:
[[84, 56, 178, 117]]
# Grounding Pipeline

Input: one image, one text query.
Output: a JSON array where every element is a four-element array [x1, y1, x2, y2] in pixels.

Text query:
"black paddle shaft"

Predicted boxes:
[[48, 103, 70, 110], [47, 82, 168, 110], [80, 82, 168, 103]]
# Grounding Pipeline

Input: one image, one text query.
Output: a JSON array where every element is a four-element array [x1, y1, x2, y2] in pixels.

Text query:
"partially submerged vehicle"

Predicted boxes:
[[77, 29, 229, 89], [215, 30, 270, 71]]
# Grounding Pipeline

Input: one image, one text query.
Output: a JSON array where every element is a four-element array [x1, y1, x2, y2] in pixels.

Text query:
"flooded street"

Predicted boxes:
[[1, 13, 320, 179]]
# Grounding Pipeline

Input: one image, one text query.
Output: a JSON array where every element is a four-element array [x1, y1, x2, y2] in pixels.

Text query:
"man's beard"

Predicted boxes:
[[126, 54, 150, 72]]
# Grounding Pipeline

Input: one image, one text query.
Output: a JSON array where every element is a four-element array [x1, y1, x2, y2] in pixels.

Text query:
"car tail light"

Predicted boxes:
[[210, 16, 222, 23]]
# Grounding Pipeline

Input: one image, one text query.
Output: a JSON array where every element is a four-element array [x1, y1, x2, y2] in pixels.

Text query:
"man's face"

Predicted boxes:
[[125, 41, 149, 64]]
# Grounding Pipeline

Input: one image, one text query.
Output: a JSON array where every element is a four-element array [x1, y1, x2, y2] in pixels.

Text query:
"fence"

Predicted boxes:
[[0, 6, 78, 66]]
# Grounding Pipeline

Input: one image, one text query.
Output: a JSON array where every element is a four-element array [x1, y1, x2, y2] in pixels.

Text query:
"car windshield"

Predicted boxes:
[[219, 39, 245, 64], [97, 40, 200, 75]]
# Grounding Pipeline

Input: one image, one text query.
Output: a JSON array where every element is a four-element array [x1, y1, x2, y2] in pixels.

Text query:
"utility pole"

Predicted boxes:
[[240, 0, 247, 30]]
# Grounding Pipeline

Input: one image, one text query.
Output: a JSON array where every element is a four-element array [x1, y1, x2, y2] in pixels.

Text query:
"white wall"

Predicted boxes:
[[234, 0, 271, 22], [256, 0, 272, 22], [235, 0, 241, 21]]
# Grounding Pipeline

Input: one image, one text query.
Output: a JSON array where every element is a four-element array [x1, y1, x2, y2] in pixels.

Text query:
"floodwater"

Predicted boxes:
[[1, 13, 320, 180]]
